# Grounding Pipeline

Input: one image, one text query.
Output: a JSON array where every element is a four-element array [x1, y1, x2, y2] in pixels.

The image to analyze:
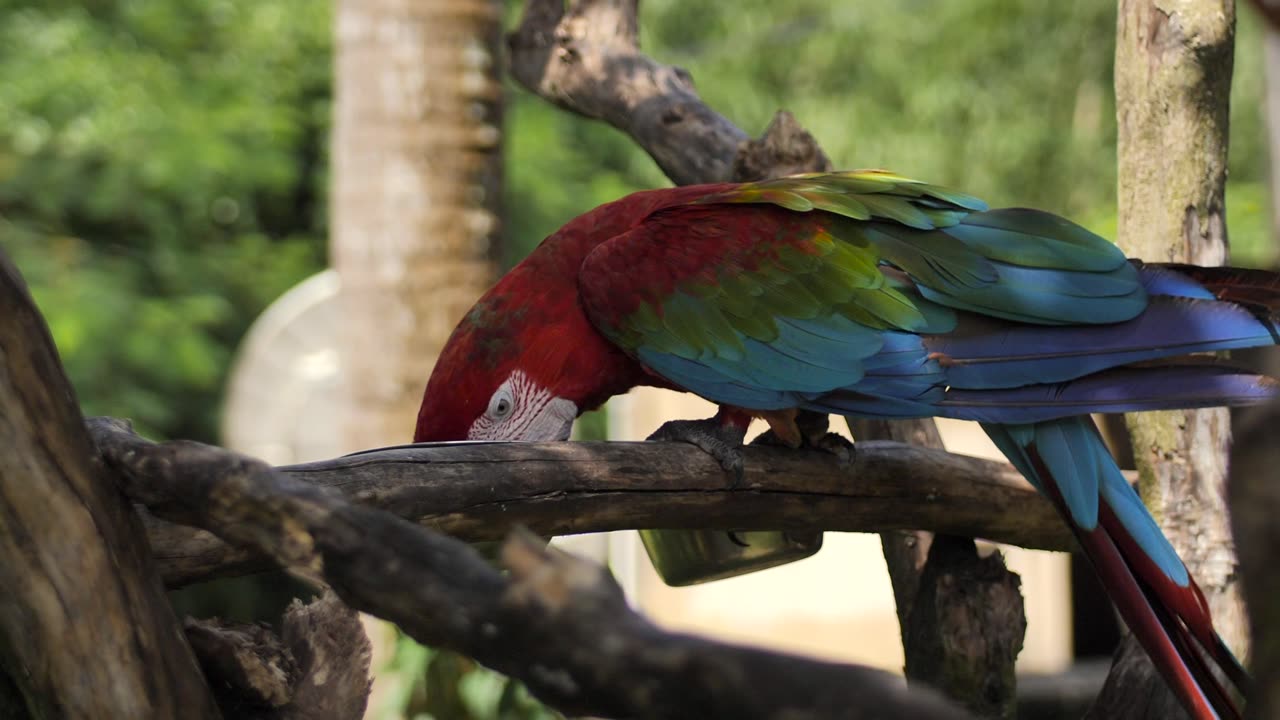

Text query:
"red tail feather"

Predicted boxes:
[[1027, 450, 1243, 720], [1162, 263, 1280, 313], [1098, 503, 1245, 718]]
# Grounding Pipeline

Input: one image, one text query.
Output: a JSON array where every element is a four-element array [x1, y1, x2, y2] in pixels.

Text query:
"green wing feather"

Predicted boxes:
[[579, 170, 1141, 407]]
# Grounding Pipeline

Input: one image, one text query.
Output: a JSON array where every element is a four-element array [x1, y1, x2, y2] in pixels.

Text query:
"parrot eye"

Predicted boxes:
[[488, 387, 515, 420], [467, 370, 576, 441]]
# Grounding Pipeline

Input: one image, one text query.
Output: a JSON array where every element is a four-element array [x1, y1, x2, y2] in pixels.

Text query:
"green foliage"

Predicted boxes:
[[0, 0, 330, 440], [371, 633, 563, 720], [4, 0, 1269, 438]]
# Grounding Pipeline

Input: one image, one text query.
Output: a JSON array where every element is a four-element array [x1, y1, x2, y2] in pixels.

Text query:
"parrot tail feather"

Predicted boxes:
[[941, 362, 1279, 424], [1099, 501, 1250, 695], [983, 417, 1244, 720]]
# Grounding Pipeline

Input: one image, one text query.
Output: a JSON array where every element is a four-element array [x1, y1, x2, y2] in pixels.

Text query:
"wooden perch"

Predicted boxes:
[[94, 416, 972, 720], [101, 421, 1076, 588]]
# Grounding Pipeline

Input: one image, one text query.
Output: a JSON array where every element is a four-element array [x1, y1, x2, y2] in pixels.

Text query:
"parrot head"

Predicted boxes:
[[413, 282, 579, 443], [413, 185, 713, 445], [412, 259, 645, 444]]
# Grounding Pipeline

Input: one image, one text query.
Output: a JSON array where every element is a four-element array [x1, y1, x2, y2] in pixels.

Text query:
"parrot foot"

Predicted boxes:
[[751, 411, 855, 467], [810, 432, 855, 466], [647, 417, 749, 486], [753, 430, 855, 467]]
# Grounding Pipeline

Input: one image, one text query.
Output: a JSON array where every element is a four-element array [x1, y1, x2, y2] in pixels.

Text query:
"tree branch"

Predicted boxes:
[[508, 0, 748, 184], [87, 420, 1075, 588], [93, 416, 972, 720], [853, 420, 1024, 720], [184, 592, 372, 719]]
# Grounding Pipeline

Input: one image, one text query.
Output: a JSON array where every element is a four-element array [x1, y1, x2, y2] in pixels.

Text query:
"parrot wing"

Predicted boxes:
[[579, 170, 1152, 413]]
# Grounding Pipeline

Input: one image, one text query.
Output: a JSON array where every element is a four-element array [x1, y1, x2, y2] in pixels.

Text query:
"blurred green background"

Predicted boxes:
[[2, 0, 1270, 444], [0, 1, 1271, 717]]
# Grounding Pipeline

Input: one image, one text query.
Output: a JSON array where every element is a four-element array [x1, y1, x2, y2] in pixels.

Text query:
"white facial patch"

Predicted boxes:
[[467, 370, 578, 441]]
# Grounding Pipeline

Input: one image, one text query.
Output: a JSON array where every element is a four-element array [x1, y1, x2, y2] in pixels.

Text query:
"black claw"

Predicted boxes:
[[750, 423, 855, 468], [647, 417, 748, 486], [812, 431, 855, 467]]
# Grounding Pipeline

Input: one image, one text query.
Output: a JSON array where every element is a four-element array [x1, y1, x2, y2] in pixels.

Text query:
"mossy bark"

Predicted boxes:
[[1091, 1, 1242, 716]]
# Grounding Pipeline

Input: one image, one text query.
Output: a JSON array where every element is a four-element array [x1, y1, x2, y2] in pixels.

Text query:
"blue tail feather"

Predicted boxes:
[[982, 417, 1189, 587], [943, 364, 1279, 423], [926, 296, 1280, 389]]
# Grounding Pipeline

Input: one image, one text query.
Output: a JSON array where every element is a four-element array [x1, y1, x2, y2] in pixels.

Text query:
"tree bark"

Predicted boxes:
[[331, 0, 503, 452], [1228, 362, 1280, 719], [1092, 1, 1240, 716], [184, 593, 372, 719], [854, 421, 1025, 720], [102, 424, 1076, 588], [0, 251, 219, 719]]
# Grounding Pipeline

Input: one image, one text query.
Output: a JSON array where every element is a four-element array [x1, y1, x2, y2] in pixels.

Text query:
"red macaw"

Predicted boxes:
[[415, 171, 1273, 719]]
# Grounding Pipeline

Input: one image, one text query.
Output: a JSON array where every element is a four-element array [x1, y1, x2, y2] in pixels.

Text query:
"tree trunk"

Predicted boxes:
[[1092, 1, 1241, 716], [853, 420, 1025, 720], [330, 1, 505, 713], [331, 0, 504, 452], [0, 250, 220, 719], [1228, 361, 1280, 720]]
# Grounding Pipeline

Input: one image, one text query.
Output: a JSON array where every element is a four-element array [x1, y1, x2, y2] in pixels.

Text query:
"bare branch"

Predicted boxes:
[[853, 417, 1025, 720], [92, 420, 1076, 588], [508, 0, 748, 184], [93, 417, 972, 720]]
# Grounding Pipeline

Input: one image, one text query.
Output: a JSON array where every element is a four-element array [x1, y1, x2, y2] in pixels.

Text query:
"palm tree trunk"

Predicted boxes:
[[331, 0, 504, 452]]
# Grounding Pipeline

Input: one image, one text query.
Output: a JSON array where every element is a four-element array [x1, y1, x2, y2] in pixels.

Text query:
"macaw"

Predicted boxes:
[[414, 170, 1275, 720]]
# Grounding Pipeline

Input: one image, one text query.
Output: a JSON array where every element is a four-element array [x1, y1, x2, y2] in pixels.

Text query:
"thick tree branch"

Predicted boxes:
[[853, 420, 1024, 720], [93, 416, 971, 720], [507, 0, 836, 184], [88, 421, 1075, 587], [0, 251, 219, 718]]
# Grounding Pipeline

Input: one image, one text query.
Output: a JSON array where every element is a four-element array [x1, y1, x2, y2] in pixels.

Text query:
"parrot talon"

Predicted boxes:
[[646, 417, 748, 487], [812, 432, 855, 467], [752, 428, 854, 467]]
